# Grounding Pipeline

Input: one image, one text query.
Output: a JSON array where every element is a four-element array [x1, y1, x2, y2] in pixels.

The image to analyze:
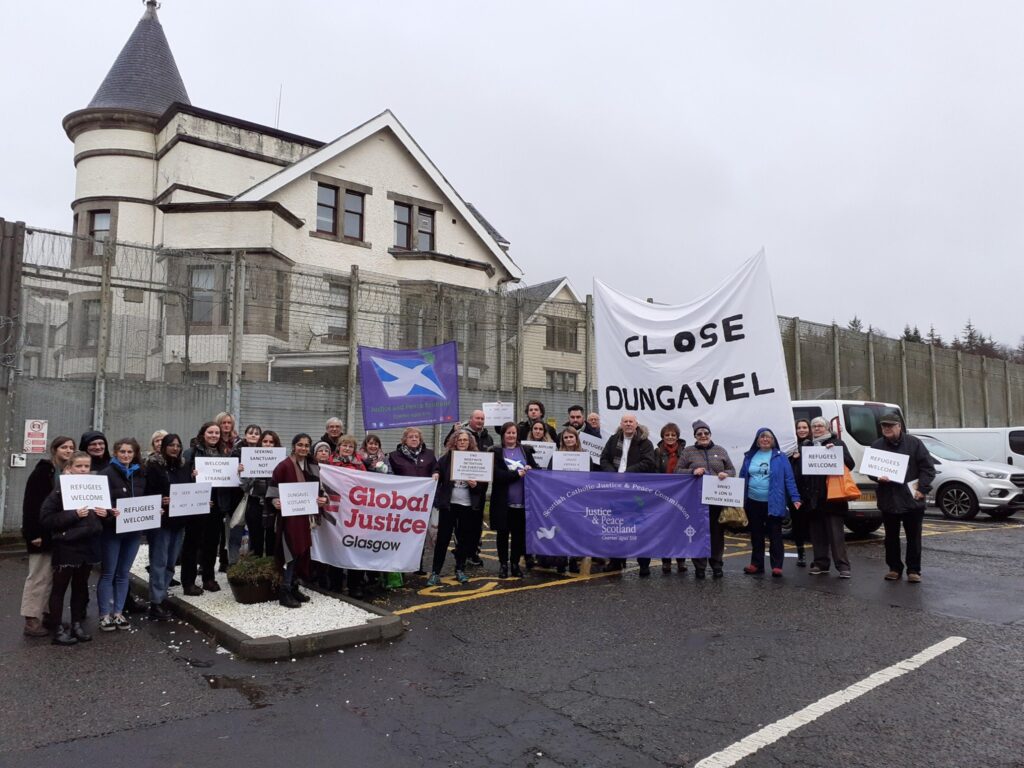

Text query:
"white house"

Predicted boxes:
[[59, 1, 523, 386]]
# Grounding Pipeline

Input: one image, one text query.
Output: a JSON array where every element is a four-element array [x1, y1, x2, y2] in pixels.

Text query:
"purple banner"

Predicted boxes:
[[525, 471, 709, 558], [358, 342, 460, 430]]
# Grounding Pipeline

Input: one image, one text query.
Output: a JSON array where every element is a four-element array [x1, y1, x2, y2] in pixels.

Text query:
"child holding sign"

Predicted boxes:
[[40, 451, 106, 645]]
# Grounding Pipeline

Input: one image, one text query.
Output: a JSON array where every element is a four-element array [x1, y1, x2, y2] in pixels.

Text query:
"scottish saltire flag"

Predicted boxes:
[[358, 342, 460, 429], [525, 471, 709, 558]]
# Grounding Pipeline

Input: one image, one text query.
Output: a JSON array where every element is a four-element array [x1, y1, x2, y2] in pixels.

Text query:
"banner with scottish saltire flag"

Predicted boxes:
[[524, 471, 709, 558], [357, 342, 460, 429]]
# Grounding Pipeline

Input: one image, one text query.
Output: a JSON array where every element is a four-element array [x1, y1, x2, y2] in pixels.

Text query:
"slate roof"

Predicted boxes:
[[88, 1, 190, 115], [464, 202, 510, 247], [511, 277, 569, 318]]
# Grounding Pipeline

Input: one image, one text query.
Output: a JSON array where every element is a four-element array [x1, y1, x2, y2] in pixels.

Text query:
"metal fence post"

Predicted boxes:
[[584, 294, 593, 413], [515, 292, 525, 422], [0, 219, 27, 534], [227, 251, 246, 418], [345, 265, 359, 433], [432, 283, 444, 452], [92, 237, 115, 431]]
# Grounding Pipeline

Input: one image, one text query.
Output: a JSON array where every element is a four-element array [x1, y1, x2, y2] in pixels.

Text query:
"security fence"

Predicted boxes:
[[2, 218, 1023, 532]]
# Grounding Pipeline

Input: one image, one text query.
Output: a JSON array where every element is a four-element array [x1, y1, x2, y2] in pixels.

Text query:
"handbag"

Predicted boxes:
[[718, 506, 748, 529], [827, 467, 861, 502], [229, 493, 249, 528]]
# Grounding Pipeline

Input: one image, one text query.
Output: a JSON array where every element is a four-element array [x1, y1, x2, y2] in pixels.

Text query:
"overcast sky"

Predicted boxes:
[[2, 1, 1022, 346]]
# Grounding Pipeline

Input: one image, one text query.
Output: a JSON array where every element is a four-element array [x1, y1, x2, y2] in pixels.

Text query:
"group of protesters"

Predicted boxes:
[[20, 399, 934, 646]]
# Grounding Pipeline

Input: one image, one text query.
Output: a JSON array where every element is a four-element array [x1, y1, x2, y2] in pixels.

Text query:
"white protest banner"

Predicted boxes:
[[59, 474, 112, 511], [594, 252, 797, 464], [314, 464, 437, 572], [801, 446, 845, 476], [279, 482, 321, 517], [523, 440, 555, 468], [169, 482, 212, 517], [240, 447, 286, 478], [24, 419, 48, 453], [700, 475, 746, 507], [195, 456, 240, 487], [578, 432, 605, 464], [551, 452, 591, 472], [482, 401, 515, 427], [116, 494, 162, 534], [859, 447, 909, 483], [451, 450, 494, 483]]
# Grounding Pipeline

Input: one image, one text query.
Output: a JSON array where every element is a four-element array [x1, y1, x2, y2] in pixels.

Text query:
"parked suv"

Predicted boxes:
[[914, 435, 1024, 520]]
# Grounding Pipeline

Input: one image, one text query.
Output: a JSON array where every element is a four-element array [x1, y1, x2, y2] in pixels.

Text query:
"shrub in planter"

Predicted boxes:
[[226, 556, 282, 604]]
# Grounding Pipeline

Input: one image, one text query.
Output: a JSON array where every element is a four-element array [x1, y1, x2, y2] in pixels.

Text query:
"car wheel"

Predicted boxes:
[[937, 483, 979, 520], [845, 519, 882, 536], [985, 507, 1016, 520]]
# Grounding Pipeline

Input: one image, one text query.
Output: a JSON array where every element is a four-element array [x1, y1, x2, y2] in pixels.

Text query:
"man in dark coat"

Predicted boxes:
[[599, 413, 657, 574], [867, 411, 935, 583], [444, 409, 494, 451]]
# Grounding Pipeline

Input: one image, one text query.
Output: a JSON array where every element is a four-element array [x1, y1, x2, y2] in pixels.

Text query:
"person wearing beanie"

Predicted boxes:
[[675, 421, 736, 579]]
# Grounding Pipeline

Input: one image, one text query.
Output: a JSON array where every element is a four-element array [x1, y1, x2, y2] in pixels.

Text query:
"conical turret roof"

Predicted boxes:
[[88, 0, 190, 115]]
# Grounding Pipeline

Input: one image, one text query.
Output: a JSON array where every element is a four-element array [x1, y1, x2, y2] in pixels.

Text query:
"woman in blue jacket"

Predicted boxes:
[[740, 427, 801, 577]]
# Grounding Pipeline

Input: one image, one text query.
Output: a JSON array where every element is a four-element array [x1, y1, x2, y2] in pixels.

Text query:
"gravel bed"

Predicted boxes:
[[130, 547, 377, 639]]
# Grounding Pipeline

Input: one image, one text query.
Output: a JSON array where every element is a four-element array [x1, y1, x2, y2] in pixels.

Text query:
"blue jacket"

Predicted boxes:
[[739, 427, 800, 518]]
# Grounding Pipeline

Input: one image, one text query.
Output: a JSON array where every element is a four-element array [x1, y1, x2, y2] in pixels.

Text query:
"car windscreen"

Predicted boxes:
[[918, 435, 981, 461], [1010, 430, 1024, 457], [841, 404, 895, 446]]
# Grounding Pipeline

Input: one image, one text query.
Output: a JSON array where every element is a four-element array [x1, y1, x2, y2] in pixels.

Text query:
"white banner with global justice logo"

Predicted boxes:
[[595, 251, 796, 459], [313, 464, 438, 572]]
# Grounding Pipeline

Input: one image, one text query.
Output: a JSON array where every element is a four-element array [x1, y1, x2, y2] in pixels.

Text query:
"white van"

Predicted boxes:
[[908, 427, 1024, 468], [790, 400, 905, 535]]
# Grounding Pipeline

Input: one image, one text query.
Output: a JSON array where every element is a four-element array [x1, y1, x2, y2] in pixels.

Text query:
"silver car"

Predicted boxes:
[[915, 434, 1024, 520]]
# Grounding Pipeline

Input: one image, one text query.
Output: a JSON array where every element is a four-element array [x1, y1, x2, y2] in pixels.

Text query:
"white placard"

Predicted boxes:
[[195, 456, 240, 487], [578, 432, 605, 464], [801, 446, 844, 476], [700, 475, 746, 507], [59, 474, 112, 511], [482, 402, 515, 427], [859, 447, 909, 483], [280, 481, 320, 517], [169, 482, 212, 517], [551, 452, 591, 472], [240, 447, 286, 478], [522, 440, 555, 468], [451, 450, 494, 483], [23, 419, 48, 453], [116, 494, 162, 534]]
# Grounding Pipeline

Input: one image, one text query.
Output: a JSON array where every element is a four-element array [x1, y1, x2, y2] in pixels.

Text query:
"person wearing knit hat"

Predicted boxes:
[[312, 442, 332, 464], [674, 420, 736, 579]]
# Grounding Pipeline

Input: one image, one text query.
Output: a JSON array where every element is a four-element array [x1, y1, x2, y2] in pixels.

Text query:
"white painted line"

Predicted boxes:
[[695, 635, 967, 768]]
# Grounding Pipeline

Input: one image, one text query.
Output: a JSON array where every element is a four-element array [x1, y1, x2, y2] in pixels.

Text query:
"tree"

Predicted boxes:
[[847, 316, 864, 333], [901, 325, 923, 343], [926, 325, 944, 348]]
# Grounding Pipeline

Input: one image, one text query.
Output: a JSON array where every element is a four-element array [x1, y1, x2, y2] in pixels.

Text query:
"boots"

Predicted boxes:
[[52, 624, 78, 646], [71, 622, 93, 642], [498, 563, 509, 578], [23, 617, 49, 638], [291, 585, 310, 603], [278, 587, 301, 608]]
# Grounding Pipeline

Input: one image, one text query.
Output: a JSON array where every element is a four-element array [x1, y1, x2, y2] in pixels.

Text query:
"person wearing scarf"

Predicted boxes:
[[388, 428, 439, 575], [654, 423, 687, 574], [359, 434, 391, 473], [98, 438, 147, 632], [267, 433, 328, 608], [804, 417, 856, 577], [676, 420, 736, 579]]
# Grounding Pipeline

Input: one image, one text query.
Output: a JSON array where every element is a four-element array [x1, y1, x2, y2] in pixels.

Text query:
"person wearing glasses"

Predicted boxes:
[[867, 412, 935, 583], [675, 420, 736, 579]]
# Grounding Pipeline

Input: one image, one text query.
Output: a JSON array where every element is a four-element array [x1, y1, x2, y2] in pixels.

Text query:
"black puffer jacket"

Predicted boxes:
[[599, 426, 656, 474], [39, 488, 102, 567], [101, 461, 148, 532], [434, 451, 488, 513]]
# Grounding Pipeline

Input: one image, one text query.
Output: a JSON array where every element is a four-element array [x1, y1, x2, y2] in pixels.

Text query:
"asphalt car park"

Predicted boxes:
[[3, 514, 1024, 767]]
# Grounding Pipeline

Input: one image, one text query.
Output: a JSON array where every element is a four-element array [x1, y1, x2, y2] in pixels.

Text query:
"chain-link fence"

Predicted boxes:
[[2, 219, 1024, 532]]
